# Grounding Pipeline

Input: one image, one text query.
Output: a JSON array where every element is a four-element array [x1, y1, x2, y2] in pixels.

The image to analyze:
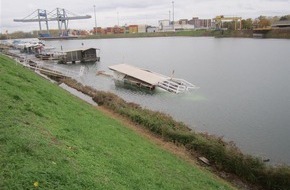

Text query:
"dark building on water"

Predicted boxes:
[[58, 47, 100, 64]]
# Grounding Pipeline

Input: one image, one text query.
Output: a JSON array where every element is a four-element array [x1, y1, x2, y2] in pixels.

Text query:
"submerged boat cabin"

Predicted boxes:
[[58, 47, 100, 64], [109, 64, 198, 93]]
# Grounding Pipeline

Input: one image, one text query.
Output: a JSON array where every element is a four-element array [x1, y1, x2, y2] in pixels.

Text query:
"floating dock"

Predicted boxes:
[[109, 64, 198, 93]]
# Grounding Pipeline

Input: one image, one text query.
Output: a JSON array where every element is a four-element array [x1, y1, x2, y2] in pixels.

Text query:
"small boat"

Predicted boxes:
[[108, 64, 198, 93], [35, 53, 54, 60], [34, 45, 58, 60]]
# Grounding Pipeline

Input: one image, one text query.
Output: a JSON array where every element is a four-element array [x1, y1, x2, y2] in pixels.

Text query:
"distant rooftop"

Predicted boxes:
[[63, 47, 100, 53], [272, 20, 290, 27]]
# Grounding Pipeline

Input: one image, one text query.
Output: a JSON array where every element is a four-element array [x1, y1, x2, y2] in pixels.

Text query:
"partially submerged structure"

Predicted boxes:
[[109, 64, 198, 93], [271, 20, 290, 29], [58, 47, 100, 64]]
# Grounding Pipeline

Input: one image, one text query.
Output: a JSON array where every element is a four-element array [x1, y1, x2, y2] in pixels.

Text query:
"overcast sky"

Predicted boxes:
[[1, 0, 290, 33]]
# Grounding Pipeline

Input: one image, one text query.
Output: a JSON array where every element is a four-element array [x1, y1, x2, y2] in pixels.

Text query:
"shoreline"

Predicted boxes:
[[2, 29, 290, 41], [75, 29, 290, 40]]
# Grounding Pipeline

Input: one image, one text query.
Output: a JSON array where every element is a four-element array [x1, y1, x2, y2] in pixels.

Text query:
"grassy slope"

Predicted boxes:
[[0, 55, 234, 190]]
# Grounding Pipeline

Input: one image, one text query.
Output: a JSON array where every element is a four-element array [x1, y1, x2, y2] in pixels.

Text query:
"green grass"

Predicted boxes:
[[0, 54, 234, 189]]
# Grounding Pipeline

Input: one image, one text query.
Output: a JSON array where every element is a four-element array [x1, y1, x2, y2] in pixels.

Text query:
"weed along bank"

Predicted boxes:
[[58, 47, 100, 64]]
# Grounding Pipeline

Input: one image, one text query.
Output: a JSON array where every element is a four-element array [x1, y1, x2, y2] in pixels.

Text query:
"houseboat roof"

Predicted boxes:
[[63, 47, 100, 53], [109, 64, 168, 85], [272, 20, 290, 27]]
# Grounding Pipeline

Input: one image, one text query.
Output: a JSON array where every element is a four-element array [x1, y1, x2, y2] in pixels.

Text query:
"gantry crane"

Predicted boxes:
[[14, 8, 91, 39], [213, 15, 242, 30]]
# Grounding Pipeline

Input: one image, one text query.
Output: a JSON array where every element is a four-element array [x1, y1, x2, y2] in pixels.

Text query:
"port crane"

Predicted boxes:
[[213, 15, 242, 30], [14, 8, 91, 39]]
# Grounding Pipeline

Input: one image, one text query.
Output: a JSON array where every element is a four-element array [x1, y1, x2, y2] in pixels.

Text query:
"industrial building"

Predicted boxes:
[[188, 17, 213, 29]]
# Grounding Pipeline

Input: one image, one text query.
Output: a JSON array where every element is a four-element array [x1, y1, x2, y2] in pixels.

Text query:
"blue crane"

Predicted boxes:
[[14, 8, 91, 39]]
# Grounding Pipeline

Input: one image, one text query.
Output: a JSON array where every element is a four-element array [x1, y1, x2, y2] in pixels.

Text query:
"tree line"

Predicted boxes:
[[224, 14, 290, 30]]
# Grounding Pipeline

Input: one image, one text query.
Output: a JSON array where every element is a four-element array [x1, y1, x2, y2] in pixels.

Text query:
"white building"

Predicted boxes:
[[159, 19, 196, 32], [158, 20, 174, 32], [147, 26, 158, 33], [174, 24, 195, 31], [138, 25, 147, 33]]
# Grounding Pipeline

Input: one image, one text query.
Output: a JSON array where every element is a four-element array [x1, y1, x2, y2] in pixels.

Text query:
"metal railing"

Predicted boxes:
[[158, 78, 199, 93], [17, 58, 84, 78]]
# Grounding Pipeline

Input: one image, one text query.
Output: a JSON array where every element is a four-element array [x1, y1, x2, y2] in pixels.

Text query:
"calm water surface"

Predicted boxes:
[[45, 37, 290, 165]]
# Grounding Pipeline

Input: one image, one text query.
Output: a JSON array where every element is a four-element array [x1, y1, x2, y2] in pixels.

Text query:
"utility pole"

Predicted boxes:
[[117, 11, 119, 26], [169, 10, 171, 22], [93, 5, 97, 28], [172, 1, 175, 30]]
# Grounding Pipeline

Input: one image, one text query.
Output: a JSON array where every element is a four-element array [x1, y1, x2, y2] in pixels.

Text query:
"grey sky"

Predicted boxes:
[[1, 0, 290, 33]]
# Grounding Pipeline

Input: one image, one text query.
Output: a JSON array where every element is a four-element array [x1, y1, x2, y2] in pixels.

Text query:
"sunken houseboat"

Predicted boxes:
[[109, 64, 198, 93], [58, 47, 100, 64]]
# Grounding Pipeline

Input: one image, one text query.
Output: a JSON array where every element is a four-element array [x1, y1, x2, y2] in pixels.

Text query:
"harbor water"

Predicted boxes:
[[43, 37, 290, 165]]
